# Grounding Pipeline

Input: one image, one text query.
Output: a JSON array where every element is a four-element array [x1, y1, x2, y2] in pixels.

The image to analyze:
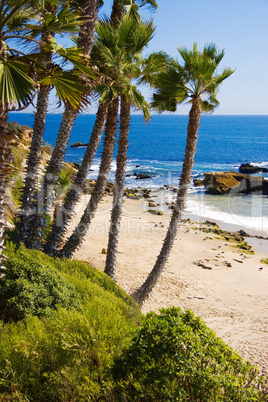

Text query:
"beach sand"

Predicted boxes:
[[70, 193, 268, 375]]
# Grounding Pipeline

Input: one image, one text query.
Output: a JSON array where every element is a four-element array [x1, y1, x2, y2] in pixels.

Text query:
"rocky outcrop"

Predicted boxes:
[[239, 163, 268, 174], [70, 142, 88, 148], [202, 171, 268, 195], [134, 173, 153, 180]]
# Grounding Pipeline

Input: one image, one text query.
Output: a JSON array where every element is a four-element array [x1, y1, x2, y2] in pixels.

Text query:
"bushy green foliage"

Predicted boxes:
[[0, 245, 140, 400], [0, 251, 81, 322], [111, 307, 267, 401], [7, 121, 25, 138], [0, 246, 266, 401]]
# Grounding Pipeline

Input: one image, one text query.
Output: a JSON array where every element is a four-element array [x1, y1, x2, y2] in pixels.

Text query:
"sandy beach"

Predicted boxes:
[[70, 192, 268, 375]]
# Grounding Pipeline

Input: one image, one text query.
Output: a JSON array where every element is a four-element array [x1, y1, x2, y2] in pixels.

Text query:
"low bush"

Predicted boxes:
[[0, 246, 266, 401], [0, 245, 140, 401], [0, 251, 81, 322], [111, 307, 267, 401]]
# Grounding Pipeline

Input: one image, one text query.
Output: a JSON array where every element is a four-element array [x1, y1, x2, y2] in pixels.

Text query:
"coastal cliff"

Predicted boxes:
[[195, 171, 268, 195]]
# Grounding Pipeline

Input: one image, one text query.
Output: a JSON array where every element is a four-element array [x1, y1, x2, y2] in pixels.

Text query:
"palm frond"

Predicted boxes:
[[0, 57, 36, 108], [128, 85, 150, 120], [40, 70, 87, 110], [151, 93, 178, 113]]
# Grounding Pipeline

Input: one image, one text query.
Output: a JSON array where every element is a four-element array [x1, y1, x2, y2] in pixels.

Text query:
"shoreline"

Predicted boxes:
[[70, 194, 268, 375]]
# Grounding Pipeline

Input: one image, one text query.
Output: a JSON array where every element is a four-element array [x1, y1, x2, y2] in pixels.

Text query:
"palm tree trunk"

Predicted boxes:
[[78, 0, 100, 55], [26, 104, 77, 249], [111, 0, 125, 27], [104, 94, 130, 279], [57, 98, 119, 259], [43, 101, 108, 256], [132, 97, 201, 304], [0, 106, 9, 275], [15, 83, 50, 246]]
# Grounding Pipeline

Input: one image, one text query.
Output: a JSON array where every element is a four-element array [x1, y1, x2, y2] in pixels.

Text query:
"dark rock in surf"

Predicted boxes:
[[239, 163, 268, 174], [70, 142, 88, 148], [135, 173, 152, 180]]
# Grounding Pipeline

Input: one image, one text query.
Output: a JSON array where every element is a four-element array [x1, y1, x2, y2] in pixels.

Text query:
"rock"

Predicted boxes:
[[239, 163, 268, 174], [202, 171, 268, 195], [135, 173, 153, 180], [70, 142, 88, 148], [238, 229, 249, 237], [148, 202, 156, 207], [193, 179, 204, 187], [194, 260, 213, 270], [72, 161, 80, 170]]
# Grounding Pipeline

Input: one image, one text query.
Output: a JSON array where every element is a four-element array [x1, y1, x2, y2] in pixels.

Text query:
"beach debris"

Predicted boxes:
[[187, 295, 207, 299], [194, 260, 213, 270], [258, 267, 263, 270], [233, 258, 243, 263], [101, 248, 107, 254], [224, 261, 232, 267]]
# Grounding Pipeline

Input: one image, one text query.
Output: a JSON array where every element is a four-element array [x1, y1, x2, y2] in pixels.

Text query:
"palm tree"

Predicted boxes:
[[43, 99, 108, 256], [25, 0, 102, 249], [58, 97, 119, 258], [104, 18, 154, 279], [16, 0, 83, 246], [0, 0, 37, 274], [44, 0, 158, 256], [133, 43, 233, 304]]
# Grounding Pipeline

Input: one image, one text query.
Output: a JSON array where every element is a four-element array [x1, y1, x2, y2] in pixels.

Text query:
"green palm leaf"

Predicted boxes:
[[0, 57, 35, 107], [128, 85, 150, 120], [40, 71, 86, 109]]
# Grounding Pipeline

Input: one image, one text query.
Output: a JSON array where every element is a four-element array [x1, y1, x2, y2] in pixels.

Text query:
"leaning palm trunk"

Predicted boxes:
[[111, 0, 125, 27], [24, 1, 100, 249], [57, 98, 119, 258], [15, 83, 50, 246], [0, 106, 9, 275], [104, 94, 130, 279], [27, 104, 77, 249], [133, 97, 201, 304], [43, 101, 108, 256]]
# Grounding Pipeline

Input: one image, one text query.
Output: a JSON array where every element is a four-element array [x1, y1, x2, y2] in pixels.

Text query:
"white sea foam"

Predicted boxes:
[[184, 197, 268, 235]]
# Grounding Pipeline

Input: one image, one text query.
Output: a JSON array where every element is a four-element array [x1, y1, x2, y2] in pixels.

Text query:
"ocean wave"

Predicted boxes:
[[184, 198, 268, 234]]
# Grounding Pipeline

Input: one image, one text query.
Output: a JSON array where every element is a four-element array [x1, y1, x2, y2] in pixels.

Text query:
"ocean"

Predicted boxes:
[[9, 113, 268, 236]]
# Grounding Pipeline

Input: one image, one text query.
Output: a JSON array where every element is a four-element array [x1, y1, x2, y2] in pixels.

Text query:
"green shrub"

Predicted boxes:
[[0, 252, 81, 322], [111, 307, 267, 401], [0, 245, 141, 401]]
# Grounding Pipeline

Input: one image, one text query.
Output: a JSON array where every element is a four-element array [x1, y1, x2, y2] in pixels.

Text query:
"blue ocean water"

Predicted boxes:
[[9, 113, 268, 234]]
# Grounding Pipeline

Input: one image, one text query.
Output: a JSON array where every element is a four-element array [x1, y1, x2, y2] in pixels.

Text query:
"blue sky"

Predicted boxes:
[[33, 0, 268, 115]]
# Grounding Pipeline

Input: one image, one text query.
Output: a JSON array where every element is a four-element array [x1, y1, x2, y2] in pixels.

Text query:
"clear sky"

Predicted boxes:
[[30, 0, 268, 115]]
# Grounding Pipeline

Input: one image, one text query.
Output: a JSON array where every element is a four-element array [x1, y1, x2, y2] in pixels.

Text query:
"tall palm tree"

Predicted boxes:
[[26, 0, 101, 249], [0, 0, 37, 273], [104, 17, 154, 279], [133, 43, 233, 304], [58, 97, 119, 258], [58, 15, 153, 259], [43, 99, 108, 256], [45, 0, 158, 256], [16, 0, 83, 246]]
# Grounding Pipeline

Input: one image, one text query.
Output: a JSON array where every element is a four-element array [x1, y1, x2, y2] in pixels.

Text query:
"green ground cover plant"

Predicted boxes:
[[0, 245, 140, 401], [111, 307, 267, 401], [0, 246, 266, 401]]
